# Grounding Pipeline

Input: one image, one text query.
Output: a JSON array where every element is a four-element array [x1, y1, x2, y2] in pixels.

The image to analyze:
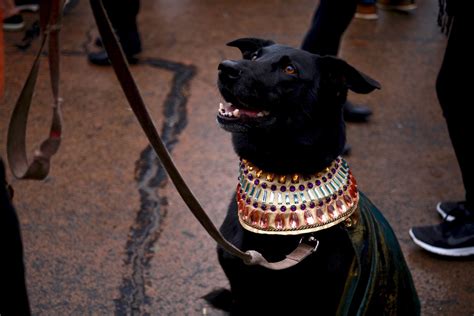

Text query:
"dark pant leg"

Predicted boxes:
[[102, 0, 142, 55], [436, 15, 474, 210], [0, 160, 31, 316], [301, 0, 358, 56]]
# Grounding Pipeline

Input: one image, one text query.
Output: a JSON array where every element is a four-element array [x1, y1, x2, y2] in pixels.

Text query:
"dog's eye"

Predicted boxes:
[[284, 65, 296, 75]]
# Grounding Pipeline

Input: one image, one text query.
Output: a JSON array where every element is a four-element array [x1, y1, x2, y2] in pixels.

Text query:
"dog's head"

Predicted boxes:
[[217, 38, 380, 174]]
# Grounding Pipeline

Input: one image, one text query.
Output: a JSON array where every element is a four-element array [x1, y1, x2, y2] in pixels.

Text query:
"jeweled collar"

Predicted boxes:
[[236, 157, 359, 235]]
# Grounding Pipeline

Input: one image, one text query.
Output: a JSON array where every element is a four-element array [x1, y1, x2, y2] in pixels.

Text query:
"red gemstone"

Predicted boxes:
[[327, 204, 338, 219], [238, 200, 245, 213], [304, 210, 315, 225], [344, 195, 352, 205], [275, 214, 285, 229], [242, 207, 250, 220], [349, 187, 357, 199], [289, 213, 299, 229], [336, 200, 347, 214], [250, 211, 260, 225], [316, 208, 327, 222], [260, 213, 270, 229]]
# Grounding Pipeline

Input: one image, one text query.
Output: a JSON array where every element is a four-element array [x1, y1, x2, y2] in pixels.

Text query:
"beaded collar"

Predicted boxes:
[[236, 157, 359, 235]]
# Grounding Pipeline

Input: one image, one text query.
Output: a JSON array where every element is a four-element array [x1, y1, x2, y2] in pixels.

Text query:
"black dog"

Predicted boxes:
[[205, 38, 420, 315]]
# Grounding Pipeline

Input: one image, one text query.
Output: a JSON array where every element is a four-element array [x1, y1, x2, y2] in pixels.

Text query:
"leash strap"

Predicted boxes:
[[6, 0, 63, 180], [89, 0, 317, 270]]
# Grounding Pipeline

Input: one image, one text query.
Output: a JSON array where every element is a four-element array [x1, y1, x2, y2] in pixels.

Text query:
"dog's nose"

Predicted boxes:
[[218, 60, 242, 80]]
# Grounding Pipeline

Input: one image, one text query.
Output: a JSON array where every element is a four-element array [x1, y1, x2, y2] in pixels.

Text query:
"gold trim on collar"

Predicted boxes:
[[236, 157, 359, 235]]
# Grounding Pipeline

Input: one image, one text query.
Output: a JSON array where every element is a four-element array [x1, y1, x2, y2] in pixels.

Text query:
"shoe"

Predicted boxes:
[[63, 0, 80, 15], [377, 0, 417, 12], [409, 204, 474, 256], [355, 4, 379, 20], [436, 201, 466, 222], [88, 50, 139, 66], [3, 14, 24, 31], [343, 101, 373, 122], [15, 0, 40, 12]]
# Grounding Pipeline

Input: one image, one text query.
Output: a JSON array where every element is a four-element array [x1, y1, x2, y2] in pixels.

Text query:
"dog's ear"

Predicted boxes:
[[227, 38, 275, 60], [317, 56, 381, 93]]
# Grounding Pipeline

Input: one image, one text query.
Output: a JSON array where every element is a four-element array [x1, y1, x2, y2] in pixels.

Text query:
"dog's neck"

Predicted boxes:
[[231, 115, 345, 175], [236, 156, 359, 235]]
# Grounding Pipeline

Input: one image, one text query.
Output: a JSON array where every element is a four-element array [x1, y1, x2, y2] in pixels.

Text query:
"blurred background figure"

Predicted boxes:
[[301, 0, 372, 156], [355, 0, 417, 20], [2, 0, 38, 31], [1, 10, 31, 313], [87, 0, 142, 65], [301, 0, 417, 155], [301, 0, 373, 126], [409, 2, 474, 257]]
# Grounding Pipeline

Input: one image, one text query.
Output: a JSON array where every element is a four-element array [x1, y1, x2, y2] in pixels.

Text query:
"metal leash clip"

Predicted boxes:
[[300, 235, 320, 252]]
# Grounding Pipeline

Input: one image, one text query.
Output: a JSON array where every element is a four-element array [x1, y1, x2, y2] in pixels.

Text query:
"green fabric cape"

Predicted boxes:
[[337, 192, 421, 315]]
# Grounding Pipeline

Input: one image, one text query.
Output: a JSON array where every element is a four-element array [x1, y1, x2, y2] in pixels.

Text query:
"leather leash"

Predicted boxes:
[[6, 0, 63, 180], [90, 0, 319, 270]]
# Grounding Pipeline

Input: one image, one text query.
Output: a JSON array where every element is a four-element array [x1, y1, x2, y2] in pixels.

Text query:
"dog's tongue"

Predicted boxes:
[[238, 107, 260, 117]]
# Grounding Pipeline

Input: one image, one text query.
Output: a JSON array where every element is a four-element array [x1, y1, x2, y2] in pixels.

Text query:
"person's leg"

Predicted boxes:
[[301, 0, 358, 56], [102, 0, 141, 56], [409, 15, 474, 256], [89, 0, 141, 65], [436, 17, 473, 210], [301, 0, 372, 127], [0, 160, 31, 315]]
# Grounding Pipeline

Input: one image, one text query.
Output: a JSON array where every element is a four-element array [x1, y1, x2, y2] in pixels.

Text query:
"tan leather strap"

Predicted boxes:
[[89, 0, 318, 270], [244, 235, 319, 269], [6, 0, 63, 180]]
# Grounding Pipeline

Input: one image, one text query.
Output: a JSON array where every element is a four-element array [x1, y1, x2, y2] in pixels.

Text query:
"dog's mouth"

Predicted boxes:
[[216, 101, 276, 132], [218, 102, 270, 120]]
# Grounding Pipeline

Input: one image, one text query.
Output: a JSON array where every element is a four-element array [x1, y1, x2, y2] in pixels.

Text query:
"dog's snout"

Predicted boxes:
[[218, 60, 242, 80]]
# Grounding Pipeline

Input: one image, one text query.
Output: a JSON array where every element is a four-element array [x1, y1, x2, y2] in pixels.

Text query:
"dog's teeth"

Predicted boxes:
[[262, 111, 270, 116], [257, 112, 264, 117], [233, 109, 240, 117], [219, 102, 224, 110]]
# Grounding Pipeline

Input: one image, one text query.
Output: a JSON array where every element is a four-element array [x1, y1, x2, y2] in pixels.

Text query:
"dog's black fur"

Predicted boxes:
[[205, 38, 385, 315]]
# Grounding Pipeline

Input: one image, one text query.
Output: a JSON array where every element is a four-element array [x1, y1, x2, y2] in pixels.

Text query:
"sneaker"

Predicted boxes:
[[63, 0, 80, 15], [436, 201, 465, 222], [343, 100, 373, 122], [88, 50, 139, 66], [3, 14, 24, 31], [377, 0, 417, 12], [355, 4, 379, 20], [15, 0, 40, 12], [409, 205, 474, 256]]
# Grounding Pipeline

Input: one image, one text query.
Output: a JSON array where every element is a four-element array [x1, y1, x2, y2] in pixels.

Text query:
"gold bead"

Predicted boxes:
[[266, 173, 275, 181], [343, 217, 353, 228], [256, 170, 263, 178], [291, 174, 299, 183], [278, 176, 286, 184], [249, 166, 254, 171], [242, 159, 248, 164], [325, 167, 330, 173]]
